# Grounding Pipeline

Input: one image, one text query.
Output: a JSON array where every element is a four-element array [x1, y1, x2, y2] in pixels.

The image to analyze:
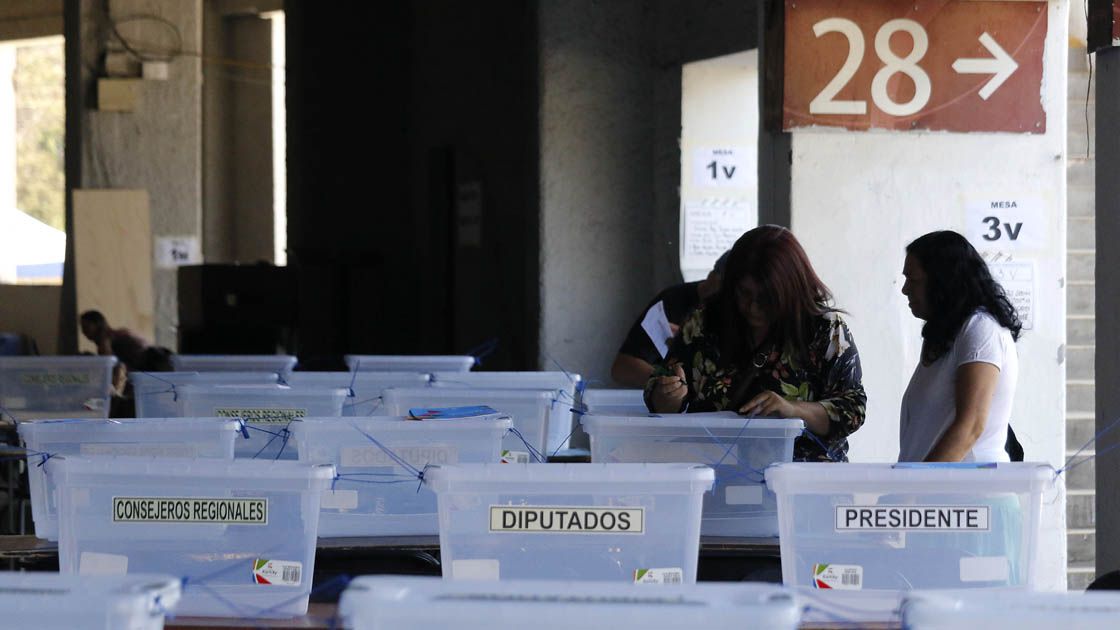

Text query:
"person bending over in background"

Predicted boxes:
[[80, 310, 150, 371], [898, 231, 1021, 463], [646, 225, 866, 462], [610, 252, 728, 388]]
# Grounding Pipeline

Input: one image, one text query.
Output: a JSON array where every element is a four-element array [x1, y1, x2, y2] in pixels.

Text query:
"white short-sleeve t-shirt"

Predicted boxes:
[[898, 311, 1018, 462]]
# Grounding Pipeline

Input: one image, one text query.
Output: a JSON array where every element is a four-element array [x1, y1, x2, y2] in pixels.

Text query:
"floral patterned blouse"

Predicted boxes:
[[649, 308, 867, 462]]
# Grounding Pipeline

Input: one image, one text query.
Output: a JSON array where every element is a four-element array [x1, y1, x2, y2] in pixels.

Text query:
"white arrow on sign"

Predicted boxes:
[[952, 32, 1018, 101]]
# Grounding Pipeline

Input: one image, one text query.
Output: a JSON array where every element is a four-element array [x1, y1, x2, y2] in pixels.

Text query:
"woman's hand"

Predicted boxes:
[[739, 390, 797, 418], [650, 363, 688, 413], [740, 393, 832, 436]]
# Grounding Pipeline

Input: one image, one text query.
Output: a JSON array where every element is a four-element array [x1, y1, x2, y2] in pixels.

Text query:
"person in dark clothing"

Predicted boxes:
[[646, 226, 866, 462], [611, 253, 728, 388], [80, 310, 151, 371]]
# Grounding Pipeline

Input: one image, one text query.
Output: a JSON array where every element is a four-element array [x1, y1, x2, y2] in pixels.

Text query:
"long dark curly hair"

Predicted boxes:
[[906, 231, 1021, 364], [705, 225, 837, 366]]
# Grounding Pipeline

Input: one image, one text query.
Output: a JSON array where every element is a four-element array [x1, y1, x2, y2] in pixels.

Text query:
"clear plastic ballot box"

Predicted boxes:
[[18, 417, 240, 540], [425, 463, 714, 582], [0, 571, 181, 630], [582, 413, 803, 536], [292, 413, 511, 536], [338, 575, 799, 630], [50, 456, 335, 618], [765, 462, 1060, 619]]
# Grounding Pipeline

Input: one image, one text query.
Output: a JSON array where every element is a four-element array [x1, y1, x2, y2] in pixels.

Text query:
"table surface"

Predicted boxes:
[[0, 534, 781, 558], [2, 534, 792, 626], [163, 604, 898, 630], [166, 604, 339, 629]]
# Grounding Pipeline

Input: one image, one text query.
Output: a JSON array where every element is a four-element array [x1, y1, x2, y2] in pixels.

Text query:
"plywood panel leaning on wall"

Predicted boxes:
[[72, 189, 154, 353]]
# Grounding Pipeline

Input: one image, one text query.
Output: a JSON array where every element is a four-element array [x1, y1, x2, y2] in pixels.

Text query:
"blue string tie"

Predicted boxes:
[[346, 364, 359, 399], [504, 427, 547, 463], [243, 422, 294, 460], [1054, 415, 1120, 478], [465, 338, 500, 366], [542, 351, 579, 385], [139, 371, 180, 402], [797, 427, 844, 462]]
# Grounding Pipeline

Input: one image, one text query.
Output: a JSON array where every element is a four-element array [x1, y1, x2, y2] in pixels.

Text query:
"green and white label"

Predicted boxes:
[[634, 568, 683, 584], [112, 497, 267, 524], [813, 564, 862, 590], [489, 506, 644, 534], [835, 505, 990, 531], [253, 559, 301, 586], [500, 450, 530, 464], [214, 408, 306, 424]]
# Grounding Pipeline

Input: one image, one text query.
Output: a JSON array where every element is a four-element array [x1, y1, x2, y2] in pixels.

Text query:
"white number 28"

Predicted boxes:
[[808, 18, 932, 117]]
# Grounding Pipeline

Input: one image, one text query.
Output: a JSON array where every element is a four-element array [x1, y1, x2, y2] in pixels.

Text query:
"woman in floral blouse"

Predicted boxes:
[[646, 225, 866, 462]]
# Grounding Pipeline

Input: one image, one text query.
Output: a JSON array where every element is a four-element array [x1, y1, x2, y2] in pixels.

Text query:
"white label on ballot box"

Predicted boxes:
[[0, 397, 26, 409], [320, 490, 358, 510], [81, 443, 197, 457], [20, 372, 91, 386], [725, 485, 764, 505], [79, 551, 129, 576], [112, 497, 268, 525], [341, 444, 458, 468], [489, 506, 645, 534], [835, 505, 990, 532], [214, 407, 307, 423], [608, 442, 731, 464]]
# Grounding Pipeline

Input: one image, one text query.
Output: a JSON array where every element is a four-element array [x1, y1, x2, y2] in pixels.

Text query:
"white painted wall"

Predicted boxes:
[[679, 50, 759, 281], [791, 2, 1067, 468], [270, 10, 286, 266], [789, 0, 1068, 589], [1069, 0, 1087, 47], [0, 46, 15, 283]]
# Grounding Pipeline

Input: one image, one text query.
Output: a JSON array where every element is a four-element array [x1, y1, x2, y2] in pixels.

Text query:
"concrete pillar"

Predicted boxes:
[[78, 0, 203, 349], [538, 0, 654, 382], [1094, 45, 1120, 578]]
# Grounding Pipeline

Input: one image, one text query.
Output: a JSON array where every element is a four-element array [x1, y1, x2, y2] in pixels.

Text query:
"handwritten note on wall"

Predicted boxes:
[[987, 260, 1035, 330], [682, 200, 749, 272]]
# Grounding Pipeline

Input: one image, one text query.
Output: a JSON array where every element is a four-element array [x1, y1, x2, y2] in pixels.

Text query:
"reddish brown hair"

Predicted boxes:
[[705, 225, 836, 364]]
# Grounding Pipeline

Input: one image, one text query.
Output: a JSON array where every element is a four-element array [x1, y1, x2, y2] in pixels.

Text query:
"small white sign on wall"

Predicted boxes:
[[155, 236, 201, 270], [692, 147, 750, 188], [964, 197, 1046, 251]]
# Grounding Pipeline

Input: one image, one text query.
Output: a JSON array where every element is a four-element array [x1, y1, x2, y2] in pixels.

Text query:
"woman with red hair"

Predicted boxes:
[[646, 225, 866, 462]]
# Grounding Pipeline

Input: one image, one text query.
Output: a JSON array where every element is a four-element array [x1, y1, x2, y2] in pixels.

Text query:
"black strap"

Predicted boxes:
[[1005, 425, 1024, 462]]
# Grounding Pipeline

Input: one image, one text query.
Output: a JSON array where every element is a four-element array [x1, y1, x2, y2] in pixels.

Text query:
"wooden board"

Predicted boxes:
[[72, 189, 154, 352]]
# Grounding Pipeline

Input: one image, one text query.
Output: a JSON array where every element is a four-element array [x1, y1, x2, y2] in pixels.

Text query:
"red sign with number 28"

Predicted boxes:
[[783, 0, 1048, 133]]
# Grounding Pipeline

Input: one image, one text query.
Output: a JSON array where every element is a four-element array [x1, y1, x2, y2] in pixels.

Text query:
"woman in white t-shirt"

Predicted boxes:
[[898, 231, 1022, 462]]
